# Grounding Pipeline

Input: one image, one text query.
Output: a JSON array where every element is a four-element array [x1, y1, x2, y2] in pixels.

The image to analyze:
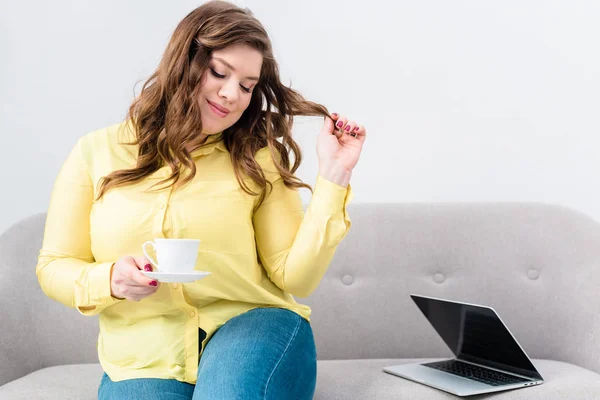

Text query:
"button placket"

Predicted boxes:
[[157, 194, 167, 211], [152, 189, 173, 238]]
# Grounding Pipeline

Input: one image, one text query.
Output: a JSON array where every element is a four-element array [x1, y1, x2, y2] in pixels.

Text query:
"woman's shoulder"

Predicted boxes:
[[254, 145, 286, 166], [77, 120, 135, 157], [78, 120, 134, 148], [253, 146, 283, 182], [254, 146, 271, 165]]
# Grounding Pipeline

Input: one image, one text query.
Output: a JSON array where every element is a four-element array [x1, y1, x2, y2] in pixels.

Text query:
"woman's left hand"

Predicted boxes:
[[316, 113, 366, 187]]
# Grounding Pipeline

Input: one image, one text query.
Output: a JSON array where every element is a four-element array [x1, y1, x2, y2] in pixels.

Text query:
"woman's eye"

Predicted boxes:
[[211, 67, 251, 93], [210, 68, 225, 79]]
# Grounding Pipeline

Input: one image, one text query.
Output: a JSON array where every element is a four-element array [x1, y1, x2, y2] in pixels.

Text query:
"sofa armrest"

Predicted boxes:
[[0, 215, 47, 385], [0, 214, 100, 387], [546, 258, 600, 374]]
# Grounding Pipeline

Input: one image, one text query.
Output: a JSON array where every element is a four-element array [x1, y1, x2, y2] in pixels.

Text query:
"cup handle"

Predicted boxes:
[[142, 241, 158, 269]]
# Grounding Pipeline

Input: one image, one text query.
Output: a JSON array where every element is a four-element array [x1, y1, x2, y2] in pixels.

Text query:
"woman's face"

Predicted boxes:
[[198, 43, 263, 136]]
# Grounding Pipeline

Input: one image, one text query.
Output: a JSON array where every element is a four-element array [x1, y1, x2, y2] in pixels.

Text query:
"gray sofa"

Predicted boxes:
[[1, 203, 600, 399]]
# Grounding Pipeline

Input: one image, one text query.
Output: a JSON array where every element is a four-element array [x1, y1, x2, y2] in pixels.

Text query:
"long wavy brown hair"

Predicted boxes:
[[96, 0, 330, 207]]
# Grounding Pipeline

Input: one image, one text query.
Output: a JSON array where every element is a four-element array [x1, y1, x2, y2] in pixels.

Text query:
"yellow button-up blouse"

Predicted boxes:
[[36, 121, 353, 383]]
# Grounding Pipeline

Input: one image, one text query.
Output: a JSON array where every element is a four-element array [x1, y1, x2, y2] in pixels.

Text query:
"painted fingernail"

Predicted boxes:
[[354, 126, 360, 131], [331, 113, 338, 117], [149, 280, 158, 286], [345, 125, 352, 131], [144, 264, 152, 272], [336, 121, 343, 128]]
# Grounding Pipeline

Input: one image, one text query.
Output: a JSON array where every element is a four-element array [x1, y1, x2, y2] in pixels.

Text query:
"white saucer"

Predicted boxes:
[[141, 271, 211, 283]]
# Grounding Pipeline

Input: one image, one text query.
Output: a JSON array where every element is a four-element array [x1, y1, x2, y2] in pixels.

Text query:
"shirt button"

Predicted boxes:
[[172, 283, 178, 289], [189, 311, 196, 318], [159, 204, 165, 209]]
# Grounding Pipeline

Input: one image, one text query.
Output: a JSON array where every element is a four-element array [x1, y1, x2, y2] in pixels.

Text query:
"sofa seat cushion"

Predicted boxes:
[[1, 359, 599, 399], [0, 364, 102, 400], [315, 358, 600, 400]]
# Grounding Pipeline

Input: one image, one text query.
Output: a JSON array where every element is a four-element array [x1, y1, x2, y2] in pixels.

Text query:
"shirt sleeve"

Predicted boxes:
[[36, 138, 122, 316], [252, 150, 354, 298]]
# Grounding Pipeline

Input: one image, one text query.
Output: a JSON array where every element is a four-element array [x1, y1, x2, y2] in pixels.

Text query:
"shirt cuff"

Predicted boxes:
[[75, 261, 123, 315], [308, 175, 354, 224]]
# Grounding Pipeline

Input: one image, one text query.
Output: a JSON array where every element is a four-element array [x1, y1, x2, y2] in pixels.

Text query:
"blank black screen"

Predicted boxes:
[[412, 295, 541, 379]]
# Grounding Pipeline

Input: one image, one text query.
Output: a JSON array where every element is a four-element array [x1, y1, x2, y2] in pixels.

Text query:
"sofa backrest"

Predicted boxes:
[[1, 203, 600, 386], [302, 203, 600, 375]]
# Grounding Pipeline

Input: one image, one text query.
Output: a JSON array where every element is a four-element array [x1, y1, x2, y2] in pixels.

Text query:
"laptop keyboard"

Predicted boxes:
[[423, 360, 529, 386]]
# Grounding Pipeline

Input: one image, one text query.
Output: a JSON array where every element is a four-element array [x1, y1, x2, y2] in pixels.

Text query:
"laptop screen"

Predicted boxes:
[[411, 295, 542, 379]]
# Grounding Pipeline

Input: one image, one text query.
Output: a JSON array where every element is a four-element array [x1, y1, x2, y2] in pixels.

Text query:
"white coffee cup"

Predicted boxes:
[[142, 238, 201, 273]]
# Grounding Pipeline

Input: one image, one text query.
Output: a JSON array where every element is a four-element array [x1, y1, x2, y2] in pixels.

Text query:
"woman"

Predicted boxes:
[[36, 1, 366, 399]]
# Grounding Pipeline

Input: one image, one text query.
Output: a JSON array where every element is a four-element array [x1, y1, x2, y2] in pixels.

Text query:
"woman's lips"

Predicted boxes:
[[207, 99, 230, 118]]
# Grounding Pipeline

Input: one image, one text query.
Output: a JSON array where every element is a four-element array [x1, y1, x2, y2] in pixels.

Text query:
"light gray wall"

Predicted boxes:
[[2, 0, 600, 234]]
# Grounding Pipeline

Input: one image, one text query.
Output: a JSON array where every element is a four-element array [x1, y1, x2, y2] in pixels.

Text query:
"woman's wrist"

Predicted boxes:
[[318, 163, 352, 188], [109, 262, 125, 300]]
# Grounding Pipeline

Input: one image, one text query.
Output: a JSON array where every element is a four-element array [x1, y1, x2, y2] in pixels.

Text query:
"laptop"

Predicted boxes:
[[383, 294, 544, 397]]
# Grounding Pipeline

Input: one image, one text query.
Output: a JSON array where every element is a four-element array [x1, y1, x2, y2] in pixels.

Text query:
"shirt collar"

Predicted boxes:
[[191, 134, 227, 158], [119, 121, 226, 158]]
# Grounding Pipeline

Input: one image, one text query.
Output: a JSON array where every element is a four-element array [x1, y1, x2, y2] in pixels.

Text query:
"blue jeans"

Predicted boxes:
[[98, 308, 317, 400]]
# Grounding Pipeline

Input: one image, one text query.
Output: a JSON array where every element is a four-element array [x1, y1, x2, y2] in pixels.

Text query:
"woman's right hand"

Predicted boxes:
[[110, 256, 160, 301]]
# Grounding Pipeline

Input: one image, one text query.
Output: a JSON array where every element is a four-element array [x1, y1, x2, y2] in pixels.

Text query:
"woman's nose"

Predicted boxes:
[[218, 80, 238, 103]]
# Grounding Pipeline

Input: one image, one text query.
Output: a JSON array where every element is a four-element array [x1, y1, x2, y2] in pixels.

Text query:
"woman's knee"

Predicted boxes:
[[194, 308, 316, 399], [264, 315, 316, 399]]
